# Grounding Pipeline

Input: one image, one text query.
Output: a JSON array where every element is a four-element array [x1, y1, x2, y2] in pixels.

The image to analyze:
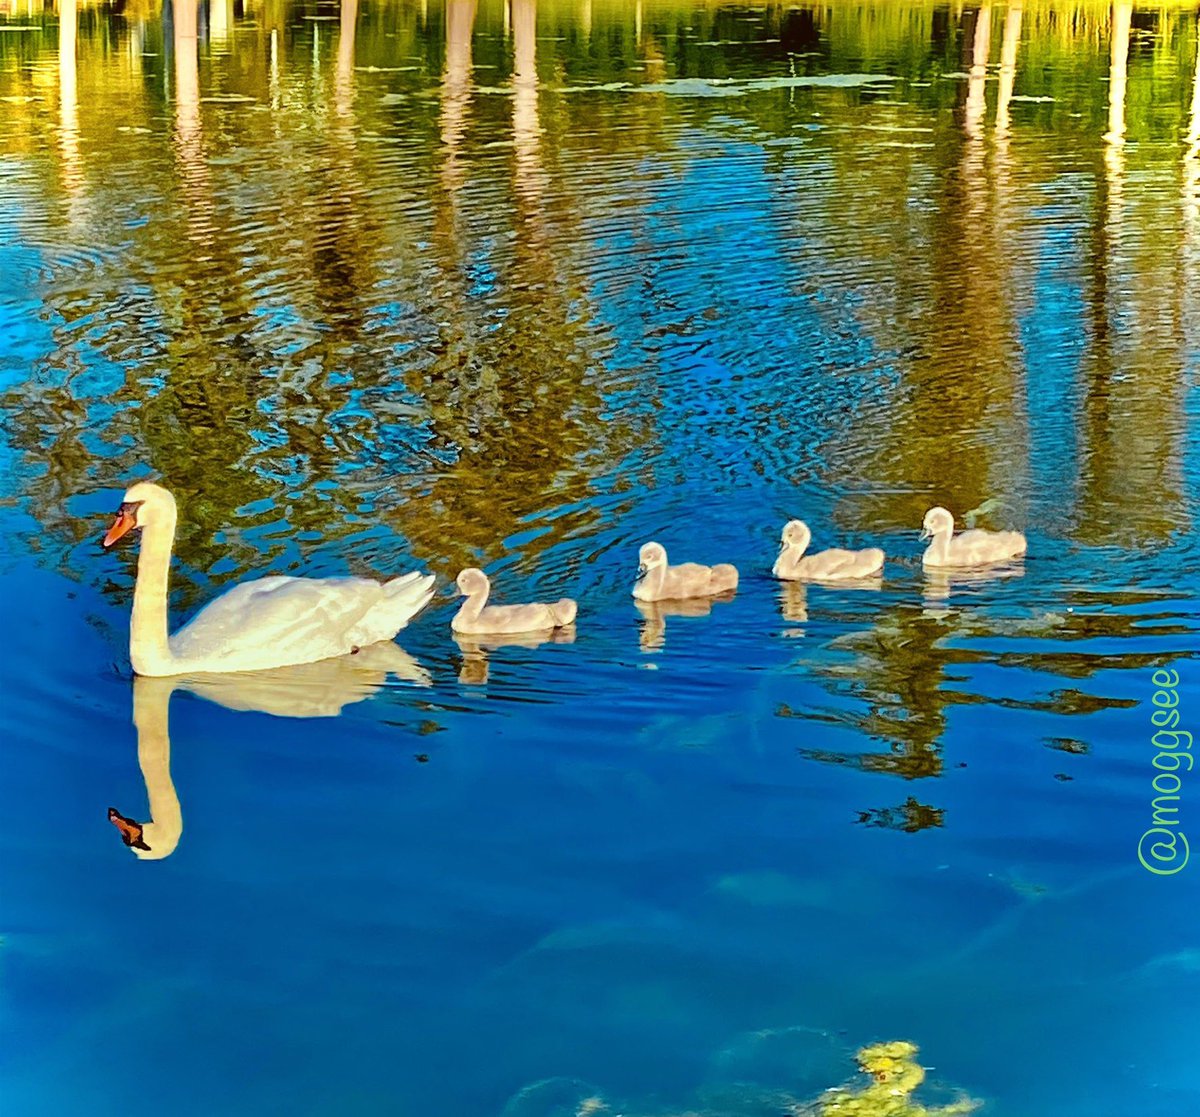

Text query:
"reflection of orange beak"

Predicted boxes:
[[108, 807, 150, 851], [103, 508, 136, 548]]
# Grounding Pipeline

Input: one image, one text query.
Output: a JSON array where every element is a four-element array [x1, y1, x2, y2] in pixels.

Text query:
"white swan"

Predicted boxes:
[[772, 520, 885, 581], [102, 482, 436, 676], [920, 505, 1027, 568]]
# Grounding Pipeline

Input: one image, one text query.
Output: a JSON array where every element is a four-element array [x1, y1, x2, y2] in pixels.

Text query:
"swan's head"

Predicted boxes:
[[780, 520, 811, 551], [921, 506, 954, 541], [455, 568, 490, 596], [637, 541, 667, 580], [102, 482, 176, 548], [108, 806, 180, 861]]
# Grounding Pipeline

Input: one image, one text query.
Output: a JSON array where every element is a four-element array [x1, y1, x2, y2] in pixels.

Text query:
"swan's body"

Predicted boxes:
[[772, 520, 885, 581], [632, 541, 738, 602], [102, 482, 435, 677], [920, 505, 1026, 568], [451, 568, 577, 635]]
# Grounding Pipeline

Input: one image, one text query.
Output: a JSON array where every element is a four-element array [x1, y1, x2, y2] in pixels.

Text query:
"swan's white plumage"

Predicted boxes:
[[104, 481, 435, 676], [168, 571, 434, 671]]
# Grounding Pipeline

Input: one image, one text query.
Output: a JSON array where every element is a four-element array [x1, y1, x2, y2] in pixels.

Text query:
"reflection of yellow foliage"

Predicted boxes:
[[814, 1041, 979, 1117]]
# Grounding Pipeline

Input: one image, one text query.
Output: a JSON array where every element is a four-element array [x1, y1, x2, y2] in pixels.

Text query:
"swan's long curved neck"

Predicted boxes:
[[131, 510, 178, 676]]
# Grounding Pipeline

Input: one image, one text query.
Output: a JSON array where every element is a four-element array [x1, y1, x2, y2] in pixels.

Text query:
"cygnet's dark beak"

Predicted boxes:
[[919, 526, 932, 541], [636, 564, 647, 580]]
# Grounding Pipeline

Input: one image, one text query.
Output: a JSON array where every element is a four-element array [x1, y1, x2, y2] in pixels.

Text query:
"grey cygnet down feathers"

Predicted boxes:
[[772, 520, 885, 581], [633, 541, 739, 601], [451, 568, 577, 635], [920, 506, 1027, 567]]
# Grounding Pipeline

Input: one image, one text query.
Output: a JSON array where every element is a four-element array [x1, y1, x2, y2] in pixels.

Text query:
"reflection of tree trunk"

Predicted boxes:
[[174, 0, 212, 250], [964, 4, 991, 140], [440, 0, 477, 194], [58, 0, 82, 206], [995, 2, 1022, 137], [1076, 1, 1186, 545], [209, 0, 231, 46], [1185, 22, 1200, 362], [336, 0, 358, 119], [1105, 1, 1131, 150], [512, 0, 544, 209], [1185, 23, 1200, 228]]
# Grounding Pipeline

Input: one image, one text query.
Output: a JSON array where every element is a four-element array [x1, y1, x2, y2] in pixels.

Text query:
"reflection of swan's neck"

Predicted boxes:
[[131, 511, 177, 677], [130, 678, 182, 860]]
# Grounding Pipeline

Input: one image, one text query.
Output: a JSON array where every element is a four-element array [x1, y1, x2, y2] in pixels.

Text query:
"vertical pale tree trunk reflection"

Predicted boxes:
[[57, 0, 82, 207], [995, 2, 1023, 138], [336, 0, 358, 119], [1077, 1, 1187, 545], [512, 0, 544, 209], [964, 3, 992, 141]]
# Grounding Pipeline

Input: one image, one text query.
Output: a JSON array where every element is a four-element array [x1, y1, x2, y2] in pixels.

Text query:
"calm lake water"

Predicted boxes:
[[2, 1, 1200, 1113]]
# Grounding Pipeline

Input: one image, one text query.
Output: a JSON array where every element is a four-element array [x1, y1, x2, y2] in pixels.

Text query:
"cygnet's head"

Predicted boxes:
[[781, 520, 811, 550], [102, 481, 176, 548], [921, 506, 955, 540], [637, 542, 667, 579], [455, 568, 490, 596]]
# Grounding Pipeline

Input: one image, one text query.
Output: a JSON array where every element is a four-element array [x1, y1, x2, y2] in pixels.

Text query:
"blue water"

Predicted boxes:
[[2, 2, 1200, 1114]]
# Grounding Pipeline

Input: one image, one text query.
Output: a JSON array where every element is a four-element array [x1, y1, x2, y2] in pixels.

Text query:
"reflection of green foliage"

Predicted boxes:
[[856, 796, 944, 833], [1, 0, 1197, 596]]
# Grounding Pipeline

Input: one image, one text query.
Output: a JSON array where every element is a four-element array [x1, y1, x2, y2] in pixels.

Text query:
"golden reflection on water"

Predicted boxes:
[[2, 3, 1199, 775]]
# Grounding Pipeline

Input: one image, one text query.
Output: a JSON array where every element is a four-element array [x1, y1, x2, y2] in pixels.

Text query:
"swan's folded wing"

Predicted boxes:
[[168, 575, 383, 665]]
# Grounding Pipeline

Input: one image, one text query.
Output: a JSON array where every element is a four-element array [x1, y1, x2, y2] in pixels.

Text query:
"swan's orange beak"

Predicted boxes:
[[103, 506, 137, 548]]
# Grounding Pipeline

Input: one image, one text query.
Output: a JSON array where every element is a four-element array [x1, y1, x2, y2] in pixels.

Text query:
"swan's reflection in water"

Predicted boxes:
[[778, 576, 883, 630], [109, 642, 430, 859], [634, 594, 734, 652], [454, 627, 576, 685]]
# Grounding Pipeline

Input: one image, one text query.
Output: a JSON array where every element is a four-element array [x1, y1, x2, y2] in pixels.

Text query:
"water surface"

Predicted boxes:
[[2, 1, 1199, 1114]]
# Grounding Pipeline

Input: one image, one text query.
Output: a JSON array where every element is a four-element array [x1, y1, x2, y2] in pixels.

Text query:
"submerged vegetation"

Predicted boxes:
[[811, 1041, 979, 1116]]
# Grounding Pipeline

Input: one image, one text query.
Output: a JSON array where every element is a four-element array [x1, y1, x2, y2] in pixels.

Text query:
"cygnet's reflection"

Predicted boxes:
[[635, 594, 734, 652], [778, 575, 883, 629], [109, 642, 430, 859], [453, 627, 576, 685], [780, 581, 808, 625], [922, 563, 1025, 615]]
